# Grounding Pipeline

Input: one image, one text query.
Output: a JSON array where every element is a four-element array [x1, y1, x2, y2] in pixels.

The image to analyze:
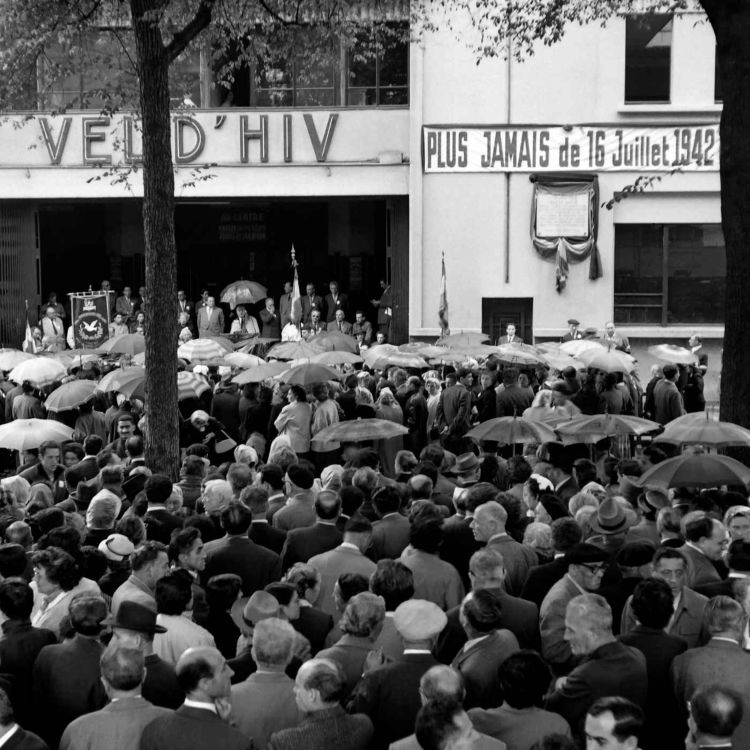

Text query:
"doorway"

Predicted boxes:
[[482, 298, 534, 345]]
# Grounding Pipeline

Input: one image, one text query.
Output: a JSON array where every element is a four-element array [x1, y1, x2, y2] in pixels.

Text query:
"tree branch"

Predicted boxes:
[[165, 0, 218, 64], [256, 0, 301, 26]]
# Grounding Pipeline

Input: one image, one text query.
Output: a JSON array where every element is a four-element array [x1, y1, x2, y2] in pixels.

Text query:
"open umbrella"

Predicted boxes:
[[223, 352, 267, 368], [310, 351, 363, 366], [96, 366, 146, 395], [97, 333, 146, 356], [8, 358, 67, 388], [496, 344, 545, 366], [635, 453, 750, 489], [311, 418, 409, 444], [361, 344, 398, 369], [401, 344, 451, 359], [313, 331, 359, 354], [435, 332, 490, 347], [577, 348, 635, 374], [369, 352, 429, 370], [0, 350, 34, 371], [267, 341, 325, 361], [648, 344, 697, 366], [129, 370, 211, 402], [233, 362, 289, 384], [278, 363, 344, 385], [220, 280, 268, 309], [657, 412, 750, 448], [560, 339, 605, 357], [556, 414, 661, 441], [428, 351, 470, 364], [466, 416, 558, 445], [0, 418, 74, 451], [178, 338, 231, 363], [44, 380, 98, 412]]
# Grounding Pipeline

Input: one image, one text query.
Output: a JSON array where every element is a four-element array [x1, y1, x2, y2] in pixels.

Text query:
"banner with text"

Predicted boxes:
[[70, 292, 110, 348], [422, 124, 720, 173]]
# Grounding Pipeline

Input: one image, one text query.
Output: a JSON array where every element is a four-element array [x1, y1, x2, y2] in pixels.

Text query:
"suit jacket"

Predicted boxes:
[[348, 652, 439, 749], [112, 575, 156, 616], [451, 630, 520, 709], [498, 335, 524, 345], [59, 696, 172, 750], [143, 654, 184, 709], [600, 334, 630, 353], [545, 641, 647, 736], [390, 733, 505, 750], [373, 616, 403, 661], [197, 306, 225, 337], [540, 575, 583, 676], [399, 547, 464, 611], [440, 516, 482, 592], [115, 295, 136, 322], [436, 384, 472, 437], [487, 536, 537, 597], [249, 520, 287, 555], [203, 535, 281, 596], [653, 379, 685, 425], [260, 308, 282, 339], [144, 507, 184, 545], [371, 514, 411, 561], [326, 320, 353, 334], [231, 671, 300, 749], [140, 704, 251, 750], [469, 704, 570, 750], [672, 639, 750, 750], [68, 455, 99, 483], [31, 634, 107, 747], [324, 293, 349, 322], [273, 494, 316, 532], [300, 295, 324, 324], [291, 605, 333, 656], [317, 635, 376, 694], [619, 626, 687, 750], [680, 544, 723, 590], [520, 557, 568, 608], [269, 704, 373, 750], [310, 545, 377, 617], [495, 385, 533, 419], [281, 522, 343, 572], [1, 729, 48, 750], [279, 293, 294, 326]]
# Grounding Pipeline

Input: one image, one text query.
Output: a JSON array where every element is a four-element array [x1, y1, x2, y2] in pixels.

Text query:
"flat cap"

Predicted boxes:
[[567, 319, 580, 326], [393, 599, 447, 641], [564, 542, 610, 566]]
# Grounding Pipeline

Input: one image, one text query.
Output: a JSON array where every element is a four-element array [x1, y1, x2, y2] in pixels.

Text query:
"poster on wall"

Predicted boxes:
[[69, 291, 110, 348], [535, 190, 590, 238]]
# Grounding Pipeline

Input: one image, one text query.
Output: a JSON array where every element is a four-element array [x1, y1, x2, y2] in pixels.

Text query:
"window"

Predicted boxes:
[[624, 14, 672, 103], [715, 46, 723, 102], [614, 224, 725, 325], [347, 26, 409, 106]]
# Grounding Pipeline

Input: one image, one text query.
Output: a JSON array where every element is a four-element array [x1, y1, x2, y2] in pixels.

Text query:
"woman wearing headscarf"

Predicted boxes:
[[374, 387, 403, 479]]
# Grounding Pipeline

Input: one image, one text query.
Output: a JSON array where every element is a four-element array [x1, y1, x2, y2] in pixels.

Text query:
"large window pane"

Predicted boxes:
[[347, 23, 408, 106], [614, 224, 664, 324], [625, 14, 672, 103]]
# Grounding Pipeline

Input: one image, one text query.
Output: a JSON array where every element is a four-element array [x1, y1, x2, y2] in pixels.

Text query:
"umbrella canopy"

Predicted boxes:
[[96, 366, 146, 395], [311, 418, 409, 444], [0, 418, 74, 451], [445, 344, 500, 358], [647, 344, 697, 366], [635, 453, 750, 489], [223, 352, 267, 368], [0, 350, 35, 371], [129, 370, 212, 402], [220, 280, 268, 308], [313, 331, 359, 354], [178, 338, 230, 363], [404, 344, 452, 359], [556, 414, 661, 440], [44, 380, 98, 412], [435, 332, 491, 347], [278, 363, 344, 385], [560, 339, 605, 357], [496, 344, 545, 366], [267, 341, 325, 361], [657, 412, 750, 448], [466, 417, 558, 445], [428, 351, 469, 364], [577, 348, 635, 373], [370, 352, 429, 370], [543, 353, 582, 371], [310, 351, 363, 366], [8, 358, 67, 388], [97, 333, 146, 356], [361, 344, 398, 369], [233, 361, 289, 384]]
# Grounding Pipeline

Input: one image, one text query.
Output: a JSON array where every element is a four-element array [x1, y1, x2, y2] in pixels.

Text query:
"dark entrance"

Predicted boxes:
[[482, 297, 534, 345]]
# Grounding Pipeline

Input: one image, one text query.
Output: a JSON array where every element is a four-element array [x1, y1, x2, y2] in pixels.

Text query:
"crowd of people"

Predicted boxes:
[[0, 277, 739, 750]]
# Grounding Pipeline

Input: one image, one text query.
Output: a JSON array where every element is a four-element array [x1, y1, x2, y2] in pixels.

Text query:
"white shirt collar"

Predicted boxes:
[[0, 725, 18, 749], [403, 649, 431, 654], [463, 634, 490, 652], [183, 698, 217, 714], [685, 541, 706, 557], [487, 532, 509, 544], [340, 542, 360, 552], [566, 573, 588, 596]]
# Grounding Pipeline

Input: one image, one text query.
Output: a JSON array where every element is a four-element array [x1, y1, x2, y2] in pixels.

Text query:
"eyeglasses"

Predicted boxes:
[[580, 563, 607, 575]]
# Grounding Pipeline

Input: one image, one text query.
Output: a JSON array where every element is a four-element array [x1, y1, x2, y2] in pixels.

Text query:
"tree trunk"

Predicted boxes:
[[704, 1, 750, 427], [131, 0, 180, 478]]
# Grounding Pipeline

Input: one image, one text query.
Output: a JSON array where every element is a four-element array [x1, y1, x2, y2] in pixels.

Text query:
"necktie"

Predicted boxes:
[[338, 323, 342, 331]]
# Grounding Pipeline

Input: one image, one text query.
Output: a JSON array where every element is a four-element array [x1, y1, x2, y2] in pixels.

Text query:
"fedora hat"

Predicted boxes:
[[453, 453, 481, 475], [107, 601, 166, 634], [589, 497, 633, 536]]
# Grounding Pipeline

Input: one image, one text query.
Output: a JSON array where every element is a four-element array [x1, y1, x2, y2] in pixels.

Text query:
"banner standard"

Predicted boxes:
[[69, 291, 111, 348], [422, 124, 719, 173]]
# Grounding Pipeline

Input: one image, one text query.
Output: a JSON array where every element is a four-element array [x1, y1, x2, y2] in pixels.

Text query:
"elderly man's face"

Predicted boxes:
[[311, 311, 321, 324], [564, 610, 594, 656], [605, 322, 616, 336], [469, 508, 494, 542], [306, 284, 315, 296], [335, 310, 345, 322]]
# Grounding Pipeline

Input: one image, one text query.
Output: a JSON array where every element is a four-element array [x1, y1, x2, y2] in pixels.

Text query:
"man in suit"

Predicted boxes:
[[583, 699, 644, 750], [279, 282, 294, 326], [348, 599, 446, 749], [618, 578, 687, 750], [300, 283, 323, 325], [140, 646, 251, 750], [194, 288, 209, 315], [231, 618, 300, 748], [440, 487, 482, 592], [177, 289, 194, 324], [672, 597, 750, 750], [371, 486, 410, 560], [308, 309, 326, 337], [309, 516, 376, 618], [197, 296, 224, 337], [498, 323, 523, 345], [243, 486, 287, 555], [281, 491, 342, 572], [273, 465, 316, 532], [561, 318, 583, 342], [370, 278, 393, 336], [202, 502, 281, 597], [520, 518, 582, 607], [268, 658, 372, 750], [67, 435, 104, 484], [260, 297, 281, 339], [653, 364, 686, 425], [470, 501, 537, 596], [352, 311, 373, 345], [600, 321, 631, 353], [681, 514, 728, 591], [112, 541, 170, 616], [436, 548, 539, 663], [31, 596, 109, 748], [0, 688, 47, 750], [436, 368, 473, 455], [545, 595, 647, 739], [324, 281, 348, 323], [143, 474, 185, 545], [59, 644, 172, 750], [687, 685, 742, 750], [115, 286, 136, 325], [450, 591, 519, 709], [327, 309, 352, 334], [540, 543, 610, 677], [495, 367, 533, 418], [0, 579, 56, 729]]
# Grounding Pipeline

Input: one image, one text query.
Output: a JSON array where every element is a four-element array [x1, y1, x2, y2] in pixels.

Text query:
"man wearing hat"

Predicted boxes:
[[627, 488, 669, 546], [349, 599, 446, 749], [587, 497, 636, 554], [561, 319, 583, 342], [605, 541, 656, 632], [110, 601, 184, 709], [453, 453, 482, 488], [273, 465, 316, 532], [436, 368, 473, 455], [539, 543, 610, 676]]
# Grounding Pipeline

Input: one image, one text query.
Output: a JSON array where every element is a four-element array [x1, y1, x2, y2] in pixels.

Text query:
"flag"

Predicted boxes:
[[290, 245, 302, 325], [22, 299, 36, 353], [439, 253, 450, 335]]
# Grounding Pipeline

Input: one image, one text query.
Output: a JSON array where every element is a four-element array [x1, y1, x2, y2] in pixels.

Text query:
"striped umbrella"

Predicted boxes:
[[177, 371, 212, 400], [178, 338, 231, 363], [311, 418, 409, 444], [8, 357, 67, 387]]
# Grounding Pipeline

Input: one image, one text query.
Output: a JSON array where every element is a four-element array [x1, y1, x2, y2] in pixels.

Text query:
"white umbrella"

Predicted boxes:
[[8, 358, 67, 388], [0, 419, 74, 451]]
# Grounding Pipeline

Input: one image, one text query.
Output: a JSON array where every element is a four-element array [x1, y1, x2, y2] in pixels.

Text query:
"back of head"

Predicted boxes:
[[684, 514, 714, 543], [567, 593, 613, 637], [156, 572, 193, 615], [705, 595, 745, 638], [0, 579, 33, 621], [373, 486, 401, 515], [100, 644, 145, 691], [340, 486, 365, 517], [461, 589, 503, 634], [131, 541, 167, 573], [340, 591, 386, 638], [420, 665, 464, 705], [499, 650, 552, 709], [314, 490, 341, 521], [409, 504, 444, 554], [299, 658, 346, 704], [587, 697, 644, 746], [227, 464, 253, 496], [690, 685, 744, 739], [631, 578, 673, 629], [69, 594, 108, 636], [415, 700, 464, 750], [352, 467, 378, 494], [125, 435, 144, 458], [205, 574, 242, 612], [176, 647, 218, 695], [408, 475, 433, 501], [551, 518, 583, 552], [0, 544, 29, 579], [220, 501, 252, 535], [370, 560, 414, 611], [252, 617, 295, 668], [336, 572, 370, 604], [465, 483, 499, 514], [240, 486, 269, 516], [145, 474, 174, 506]]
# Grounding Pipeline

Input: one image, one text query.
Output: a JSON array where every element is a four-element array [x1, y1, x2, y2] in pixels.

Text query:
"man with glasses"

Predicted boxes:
[[680, 514, 729, 593], [540, 543, 610, 677]]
